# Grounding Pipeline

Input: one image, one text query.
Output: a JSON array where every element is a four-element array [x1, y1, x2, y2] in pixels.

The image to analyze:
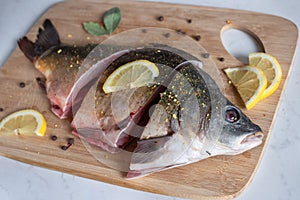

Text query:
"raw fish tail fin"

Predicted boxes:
[[18, 19, 61, 62], [17, 37, 35, 61]]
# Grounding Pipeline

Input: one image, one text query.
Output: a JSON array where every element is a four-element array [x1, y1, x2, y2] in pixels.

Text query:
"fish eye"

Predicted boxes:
[[225, 107, 240, 123]]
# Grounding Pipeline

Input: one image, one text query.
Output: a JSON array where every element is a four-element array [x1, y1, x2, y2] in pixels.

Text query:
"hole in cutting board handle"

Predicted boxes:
[[221, 26, 265, 64]]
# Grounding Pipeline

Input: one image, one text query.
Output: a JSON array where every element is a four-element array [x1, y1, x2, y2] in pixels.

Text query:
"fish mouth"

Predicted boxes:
[[240, 132, 263, 144]]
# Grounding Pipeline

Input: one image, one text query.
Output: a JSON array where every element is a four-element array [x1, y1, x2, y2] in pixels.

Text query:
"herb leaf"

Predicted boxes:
[[103, 7, 121, 34], [83, 7, 121, 36], [83, 22, 108, 36]]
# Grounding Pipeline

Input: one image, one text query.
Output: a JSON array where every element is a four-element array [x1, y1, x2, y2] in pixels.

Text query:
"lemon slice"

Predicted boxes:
[[103, 60, 159, 93], [249, 53, 282, 99], [0, 109, 47, 136], [224, 66, 267, 110]]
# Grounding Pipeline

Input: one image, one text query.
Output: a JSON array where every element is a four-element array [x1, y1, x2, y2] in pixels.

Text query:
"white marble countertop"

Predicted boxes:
[[0, 0, 299, 199]]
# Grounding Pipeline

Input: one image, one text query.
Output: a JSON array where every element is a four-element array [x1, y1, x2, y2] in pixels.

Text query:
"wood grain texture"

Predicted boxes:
[[0, 1, 297, 199]]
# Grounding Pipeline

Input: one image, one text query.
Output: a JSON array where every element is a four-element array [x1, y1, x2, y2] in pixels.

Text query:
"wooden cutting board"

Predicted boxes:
[[0, 1, 297, 199]]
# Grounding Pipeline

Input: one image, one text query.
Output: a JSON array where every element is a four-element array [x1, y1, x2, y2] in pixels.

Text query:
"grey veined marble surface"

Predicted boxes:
[[0, 0, 300, 200]]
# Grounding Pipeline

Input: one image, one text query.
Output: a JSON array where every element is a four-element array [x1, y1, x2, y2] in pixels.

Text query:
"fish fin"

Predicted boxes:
[[126, 164, 181, 179], [130, 136, 172, 164], [35, 19, 61, 49], [18, 19, 61, 62], [135, 136, 172, 153], [17, 37, 35, 61]]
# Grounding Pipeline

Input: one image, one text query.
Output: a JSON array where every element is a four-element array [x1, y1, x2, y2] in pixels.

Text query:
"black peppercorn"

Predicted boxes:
[[218, 57, 225, 62], [19, 82, 26, 88], [193, 35, 201, 41], [61, 145, 68, 151], [68, 138, 74, 145], [51, 135, 58, 141], [157, 16, 164, 21]]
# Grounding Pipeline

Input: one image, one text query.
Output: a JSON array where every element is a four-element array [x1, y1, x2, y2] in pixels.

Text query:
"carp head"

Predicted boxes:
[[211, 100, 263, 156]]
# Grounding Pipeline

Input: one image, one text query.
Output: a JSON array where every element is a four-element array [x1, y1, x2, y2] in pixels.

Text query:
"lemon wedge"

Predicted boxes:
[[103, 60, 159, 93], [249, 52, 282, 99], [0, 109, 47, 136], [224, 66, 267, 110]]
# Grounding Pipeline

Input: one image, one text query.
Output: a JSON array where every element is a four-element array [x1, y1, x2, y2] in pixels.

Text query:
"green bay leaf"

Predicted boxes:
[[103, 7, 121, 34], [83, 22, 108, 36]]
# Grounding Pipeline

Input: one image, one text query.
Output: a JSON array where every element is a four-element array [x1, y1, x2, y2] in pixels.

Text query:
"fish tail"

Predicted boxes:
[[18, 19, 61, 62]]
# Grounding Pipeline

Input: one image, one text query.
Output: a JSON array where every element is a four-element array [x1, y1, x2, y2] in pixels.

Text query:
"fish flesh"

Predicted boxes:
[[18, 19, 263, 179]]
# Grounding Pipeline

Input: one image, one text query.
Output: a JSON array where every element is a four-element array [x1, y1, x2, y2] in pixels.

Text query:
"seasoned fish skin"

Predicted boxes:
[[35, 45, 95, 116]]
